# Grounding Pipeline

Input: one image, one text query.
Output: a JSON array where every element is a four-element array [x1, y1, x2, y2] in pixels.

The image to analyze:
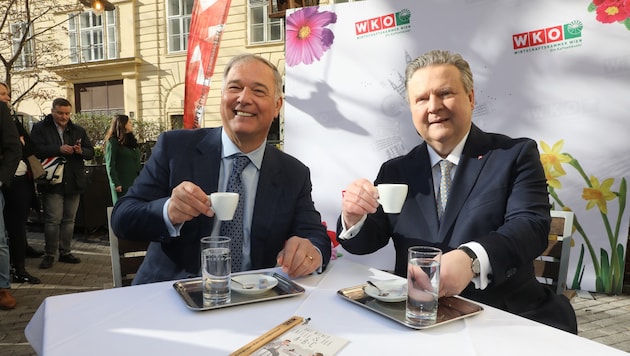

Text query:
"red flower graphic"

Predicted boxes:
[[589, 0, 630, 29]]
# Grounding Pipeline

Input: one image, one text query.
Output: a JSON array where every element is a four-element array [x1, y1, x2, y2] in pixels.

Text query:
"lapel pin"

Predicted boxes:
[[478, 155, 483, 160]]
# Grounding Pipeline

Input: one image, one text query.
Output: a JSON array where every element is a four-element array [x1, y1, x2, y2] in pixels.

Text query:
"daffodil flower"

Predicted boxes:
[[582, 176, 616, 214], [540, 140, 571, 176]]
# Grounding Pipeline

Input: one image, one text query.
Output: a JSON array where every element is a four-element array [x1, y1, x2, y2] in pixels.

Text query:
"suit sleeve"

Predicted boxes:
[[335, 160, 398, 256], [476, 139, 550, 286], [291, 167, 332, 267], [111, 131, 174, 241]]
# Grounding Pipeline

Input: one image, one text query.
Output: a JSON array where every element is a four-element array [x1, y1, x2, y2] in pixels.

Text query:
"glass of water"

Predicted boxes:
[[201, 236, 231, 306], [406, 246, 442, 326]]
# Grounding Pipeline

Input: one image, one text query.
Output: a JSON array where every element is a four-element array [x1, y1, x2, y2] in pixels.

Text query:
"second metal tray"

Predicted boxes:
[[173, 271, 305, 311], [338, 284, 483, 329]]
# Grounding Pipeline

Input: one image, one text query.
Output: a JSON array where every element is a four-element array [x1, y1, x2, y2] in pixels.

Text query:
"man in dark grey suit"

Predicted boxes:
[[337, 50, 577, 333], [112, 54, 330, 284]]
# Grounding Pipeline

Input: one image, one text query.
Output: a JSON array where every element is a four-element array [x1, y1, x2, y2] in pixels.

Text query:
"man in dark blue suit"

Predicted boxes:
[[112, 54, 330, 284], [337, 50, 577, 333]]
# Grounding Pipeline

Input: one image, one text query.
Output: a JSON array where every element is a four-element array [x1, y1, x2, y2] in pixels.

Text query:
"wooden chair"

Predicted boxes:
[[534, 210, 575, 298], [107, 207, 150, 287]]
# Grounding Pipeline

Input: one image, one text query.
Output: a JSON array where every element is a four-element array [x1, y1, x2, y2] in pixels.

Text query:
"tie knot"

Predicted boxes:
[[439, 160, 454, 176], [232, 155, 250, 174]]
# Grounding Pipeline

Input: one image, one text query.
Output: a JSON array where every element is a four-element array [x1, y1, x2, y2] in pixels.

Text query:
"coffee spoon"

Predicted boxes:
[[231, 278, 255, 289], [366, 280, 389, 296]]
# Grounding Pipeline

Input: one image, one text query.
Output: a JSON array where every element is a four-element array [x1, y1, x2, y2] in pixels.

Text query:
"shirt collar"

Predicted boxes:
[[427, 130, 470, 168], [221, 129, 265, 170]]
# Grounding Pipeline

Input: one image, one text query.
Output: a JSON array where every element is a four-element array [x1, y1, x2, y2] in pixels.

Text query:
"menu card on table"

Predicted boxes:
[[231, 316, 349, 356]]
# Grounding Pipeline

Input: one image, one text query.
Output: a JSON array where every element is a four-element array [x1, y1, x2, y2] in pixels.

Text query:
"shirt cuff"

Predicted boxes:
[[314, 247, 324, 273], [163, 198, 183, 237], [460, 242, 492, 289], [337, 214, 367, 240]]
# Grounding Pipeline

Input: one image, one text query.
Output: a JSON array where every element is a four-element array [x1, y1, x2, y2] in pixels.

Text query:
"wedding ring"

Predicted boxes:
[[307, 255, 313, 261]]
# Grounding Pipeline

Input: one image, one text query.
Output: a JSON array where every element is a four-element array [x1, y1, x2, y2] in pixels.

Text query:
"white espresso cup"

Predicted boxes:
[[377, 184, 408, 214], [209, 192, 239, 220]]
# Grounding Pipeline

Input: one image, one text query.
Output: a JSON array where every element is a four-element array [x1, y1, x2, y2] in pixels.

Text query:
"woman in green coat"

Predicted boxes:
[[104, 114, 141, 204]]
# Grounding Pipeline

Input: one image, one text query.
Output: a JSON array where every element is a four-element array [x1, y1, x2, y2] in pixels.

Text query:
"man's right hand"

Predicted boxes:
[[167, 181, 213, 225], [341, 178, 379, 228]]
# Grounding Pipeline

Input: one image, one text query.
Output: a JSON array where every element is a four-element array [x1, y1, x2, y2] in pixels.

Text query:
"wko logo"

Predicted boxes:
[[355, 9, 411, 36], [512, 20, 583, 50]]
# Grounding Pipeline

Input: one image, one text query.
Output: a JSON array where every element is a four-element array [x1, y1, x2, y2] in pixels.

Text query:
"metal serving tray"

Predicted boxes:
[[337, 284, 483, 330], [173, 271, 305, 311]]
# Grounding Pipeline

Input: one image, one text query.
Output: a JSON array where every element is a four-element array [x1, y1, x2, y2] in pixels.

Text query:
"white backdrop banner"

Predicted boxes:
[[284, 0, 630, 293]]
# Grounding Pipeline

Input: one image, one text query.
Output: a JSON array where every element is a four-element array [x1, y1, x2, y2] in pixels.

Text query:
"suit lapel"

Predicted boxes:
[[439, 125, 491, 241], [250, 147, 281, 240], [192, 129, 222, 195], [408, 144, 441, 238]]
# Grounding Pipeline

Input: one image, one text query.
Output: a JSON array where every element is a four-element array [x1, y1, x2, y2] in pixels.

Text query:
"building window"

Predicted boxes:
[[167, 0, 194, 53], [170, 114, 184, 129], [75, 80, 124, 117], [249, 0, 283, 45], [69, 11, 118, 63], [11, 22, 34, 69]]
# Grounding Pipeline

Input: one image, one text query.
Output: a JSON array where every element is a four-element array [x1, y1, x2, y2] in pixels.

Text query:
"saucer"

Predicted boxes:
[[231, 274, 278, 294], [364, 279, 407, 302]]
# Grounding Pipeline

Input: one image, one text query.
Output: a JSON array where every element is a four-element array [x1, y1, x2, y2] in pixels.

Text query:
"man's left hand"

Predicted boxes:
[[438, 249, 475, 298], [276, 236, 321, 278]]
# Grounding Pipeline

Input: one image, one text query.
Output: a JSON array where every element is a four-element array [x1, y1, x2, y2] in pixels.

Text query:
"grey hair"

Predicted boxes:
[[222, 54, 283, 100], [405, 50, 474, 96]]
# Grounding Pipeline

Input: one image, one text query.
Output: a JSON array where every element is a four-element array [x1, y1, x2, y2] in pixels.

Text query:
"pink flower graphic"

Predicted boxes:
[[286, 6, 337, 67]]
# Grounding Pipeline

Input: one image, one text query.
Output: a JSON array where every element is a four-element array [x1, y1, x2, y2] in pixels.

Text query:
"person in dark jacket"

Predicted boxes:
[[0, 99, 22, 309], [3, 117, 42, 283], [0, 81, 42, 284], [30, 98, 94, 269]]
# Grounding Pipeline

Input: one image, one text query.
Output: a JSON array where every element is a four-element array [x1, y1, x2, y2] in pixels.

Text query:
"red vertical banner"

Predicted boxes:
[[184, 0, 232, 129]]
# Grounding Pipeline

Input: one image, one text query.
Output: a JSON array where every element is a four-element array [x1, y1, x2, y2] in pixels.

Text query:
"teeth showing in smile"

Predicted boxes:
[[236, 111, 254, 117]]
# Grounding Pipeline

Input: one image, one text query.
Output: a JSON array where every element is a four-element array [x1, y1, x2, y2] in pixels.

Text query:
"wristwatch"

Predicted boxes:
[[458, 246, 481, 277]]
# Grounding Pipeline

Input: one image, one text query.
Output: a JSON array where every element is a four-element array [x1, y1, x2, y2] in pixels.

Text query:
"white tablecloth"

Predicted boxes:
[[25, 259, 625, 355]]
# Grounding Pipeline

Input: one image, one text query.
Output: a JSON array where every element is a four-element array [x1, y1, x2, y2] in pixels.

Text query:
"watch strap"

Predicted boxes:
[[458, 246, 481, 277]]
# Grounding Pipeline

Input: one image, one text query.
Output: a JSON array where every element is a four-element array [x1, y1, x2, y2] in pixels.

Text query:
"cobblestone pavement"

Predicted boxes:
[[2, 229, 630, 355]]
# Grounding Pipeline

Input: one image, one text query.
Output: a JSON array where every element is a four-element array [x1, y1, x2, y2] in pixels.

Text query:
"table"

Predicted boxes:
[[25, 259, 625, 355]]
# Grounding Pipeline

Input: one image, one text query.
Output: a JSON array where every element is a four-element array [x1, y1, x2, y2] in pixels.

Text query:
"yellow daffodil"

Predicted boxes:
[[582, 175, 616, 214], [544, 167, 564, 189], [540, 140, 572, 176]]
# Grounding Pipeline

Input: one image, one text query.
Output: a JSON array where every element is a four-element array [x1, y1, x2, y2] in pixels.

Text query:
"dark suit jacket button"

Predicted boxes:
[[506, 268, 516, 278]]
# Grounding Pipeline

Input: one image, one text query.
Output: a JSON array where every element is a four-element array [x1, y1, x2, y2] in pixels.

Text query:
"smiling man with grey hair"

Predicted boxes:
[[112, 54, 331, 285]]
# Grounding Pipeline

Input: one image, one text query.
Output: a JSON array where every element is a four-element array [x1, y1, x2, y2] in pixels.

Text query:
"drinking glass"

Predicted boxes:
[[406, 246, 442, 326], [201, 236, 231, 306]]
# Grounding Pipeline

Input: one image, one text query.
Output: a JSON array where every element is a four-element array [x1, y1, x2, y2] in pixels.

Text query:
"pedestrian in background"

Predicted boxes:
[[0, 82, 44, 260], [30, 98, 94, 269], [104, 114, 141, 205], [0, 99, 23, 309], [0, 82, 41, 284]]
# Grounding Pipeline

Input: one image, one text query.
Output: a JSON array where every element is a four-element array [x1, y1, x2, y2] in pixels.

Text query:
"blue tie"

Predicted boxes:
[[220, 155, 250, 272]]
